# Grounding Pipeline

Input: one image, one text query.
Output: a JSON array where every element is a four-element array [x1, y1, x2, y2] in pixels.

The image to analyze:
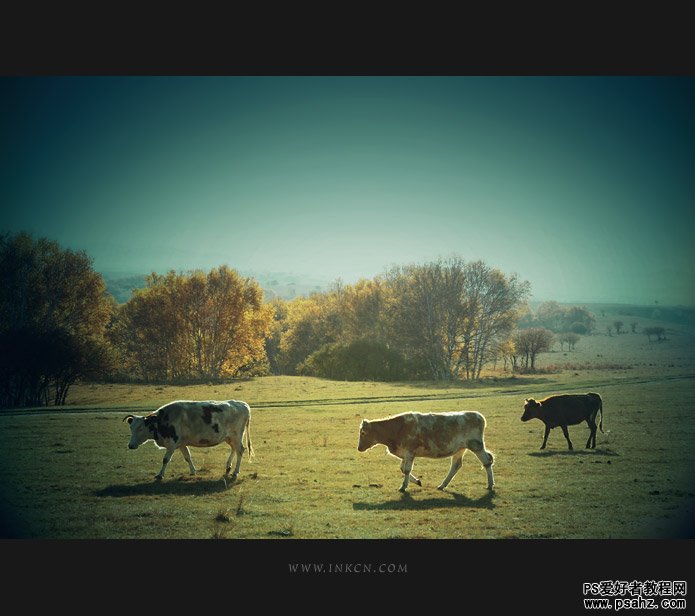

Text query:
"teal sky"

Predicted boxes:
[[2, 77, 693, 305]]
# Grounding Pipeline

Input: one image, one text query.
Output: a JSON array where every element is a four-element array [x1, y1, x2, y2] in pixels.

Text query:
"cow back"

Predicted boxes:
[[540, 394, 601, 426]]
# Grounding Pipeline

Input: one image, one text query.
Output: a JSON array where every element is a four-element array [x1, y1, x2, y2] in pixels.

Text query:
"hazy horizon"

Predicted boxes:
[[2, 77, 694, 306]]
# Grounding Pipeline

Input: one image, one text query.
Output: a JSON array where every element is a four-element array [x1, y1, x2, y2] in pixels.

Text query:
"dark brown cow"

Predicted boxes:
[[521, 392, 604, 450]]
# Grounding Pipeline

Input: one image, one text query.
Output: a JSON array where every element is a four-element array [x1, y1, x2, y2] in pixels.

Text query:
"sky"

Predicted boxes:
[[1, 76, 693, 306]]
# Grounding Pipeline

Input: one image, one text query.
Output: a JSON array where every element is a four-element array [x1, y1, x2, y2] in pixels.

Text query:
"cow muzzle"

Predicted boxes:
[[128, 444, 138, 450]]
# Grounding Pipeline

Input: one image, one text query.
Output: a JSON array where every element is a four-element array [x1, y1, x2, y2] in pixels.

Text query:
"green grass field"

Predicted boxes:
[[1, 311, 694, 539]]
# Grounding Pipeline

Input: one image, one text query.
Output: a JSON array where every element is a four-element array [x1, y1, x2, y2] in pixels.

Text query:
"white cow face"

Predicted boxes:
[[357, 420, 377, 452], [124, 415, 152, 449]]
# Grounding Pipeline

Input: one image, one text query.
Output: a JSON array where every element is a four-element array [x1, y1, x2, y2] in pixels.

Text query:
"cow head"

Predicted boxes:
[[357, 419, 377, 452], [521, 398, 541, 422], [123, 414, 154, 449]]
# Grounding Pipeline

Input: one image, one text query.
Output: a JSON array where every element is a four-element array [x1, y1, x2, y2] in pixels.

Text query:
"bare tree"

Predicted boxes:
[[613, 320, 624, 335], [457, 261, 529, 380], [384, 258, 529, 380], [513, 328, 554, 371], [558, 332, 580, 351]]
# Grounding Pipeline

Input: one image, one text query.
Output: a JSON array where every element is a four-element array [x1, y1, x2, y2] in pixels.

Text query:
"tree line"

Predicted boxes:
[[2, 233, 599, 407], [268, 258, 530, 382]]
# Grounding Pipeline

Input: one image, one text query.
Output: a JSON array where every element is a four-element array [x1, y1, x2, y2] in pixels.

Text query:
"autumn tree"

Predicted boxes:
[[497, 337, 518, 372], [111, 266, 273, 382], [276, 293, 342, 375], [0, 233, 114, 407], [335, 278, 391, 344], [264, 298, 288, 375], [513, 328, 554, 371]]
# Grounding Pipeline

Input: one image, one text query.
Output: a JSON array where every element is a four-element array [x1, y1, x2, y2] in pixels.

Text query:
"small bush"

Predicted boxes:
[[301, 339, 425, 381], [569, 322, 590, 335], [643, 326, 666, 342]]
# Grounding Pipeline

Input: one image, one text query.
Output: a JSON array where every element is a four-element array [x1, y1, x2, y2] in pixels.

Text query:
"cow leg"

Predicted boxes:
[[561, 425, 573, 450], [155, 446, 177, 481], [585, 418, 597, 449], [225, 438, 245, 481], [399, 459, 421, 486], [540, 425, 551, 449], [468, 443, 495, 490], [437, 452, 463, 490], [399, 454, 415, 492], [179, 445, 196, 475]]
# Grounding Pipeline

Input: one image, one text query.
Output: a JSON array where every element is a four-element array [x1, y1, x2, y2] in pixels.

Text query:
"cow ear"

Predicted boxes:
[[123, 415, 135, 424]]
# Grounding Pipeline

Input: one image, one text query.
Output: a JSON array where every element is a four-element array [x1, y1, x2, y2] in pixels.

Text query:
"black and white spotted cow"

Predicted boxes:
[[124, 399, 253, 481]]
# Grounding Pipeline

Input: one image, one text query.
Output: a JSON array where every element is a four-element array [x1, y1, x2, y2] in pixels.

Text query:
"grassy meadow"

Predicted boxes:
[[1, 308, 694, 539]]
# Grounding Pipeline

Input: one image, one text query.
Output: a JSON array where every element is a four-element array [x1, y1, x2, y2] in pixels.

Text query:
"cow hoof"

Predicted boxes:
[[154, 475, 163, 482], [230, 473, 238, 482], [436, 485, 444, 491], [398, 487, 407, 493], [488, 485, 495, 491], [190, 471, 197, 476]]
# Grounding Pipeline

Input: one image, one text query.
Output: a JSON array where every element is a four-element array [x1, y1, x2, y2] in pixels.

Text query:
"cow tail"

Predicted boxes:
[[246, 415, 254, 459], [598, 397, 605, 433]]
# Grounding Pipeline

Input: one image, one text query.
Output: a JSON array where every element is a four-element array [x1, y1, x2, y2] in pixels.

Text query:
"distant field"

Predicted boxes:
[[1, 310, 694, 539]]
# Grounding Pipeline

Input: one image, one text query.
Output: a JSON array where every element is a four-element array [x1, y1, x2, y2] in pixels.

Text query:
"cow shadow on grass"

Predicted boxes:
[[528, 448, 619, 458], [94, 477, 243, 497], [353, 490, 495, 511]]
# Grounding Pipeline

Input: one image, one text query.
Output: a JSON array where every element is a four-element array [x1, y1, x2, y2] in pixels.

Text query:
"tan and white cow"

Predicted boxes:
[[124, 399, 253, 481], [357, 411, 494, 492]]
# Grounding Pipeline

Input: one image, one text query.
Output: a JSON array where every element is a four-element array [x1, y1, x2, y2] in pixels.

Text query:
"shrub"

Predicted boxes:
[[301, 339, 421, 381], [569, 322, 590, 335]]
